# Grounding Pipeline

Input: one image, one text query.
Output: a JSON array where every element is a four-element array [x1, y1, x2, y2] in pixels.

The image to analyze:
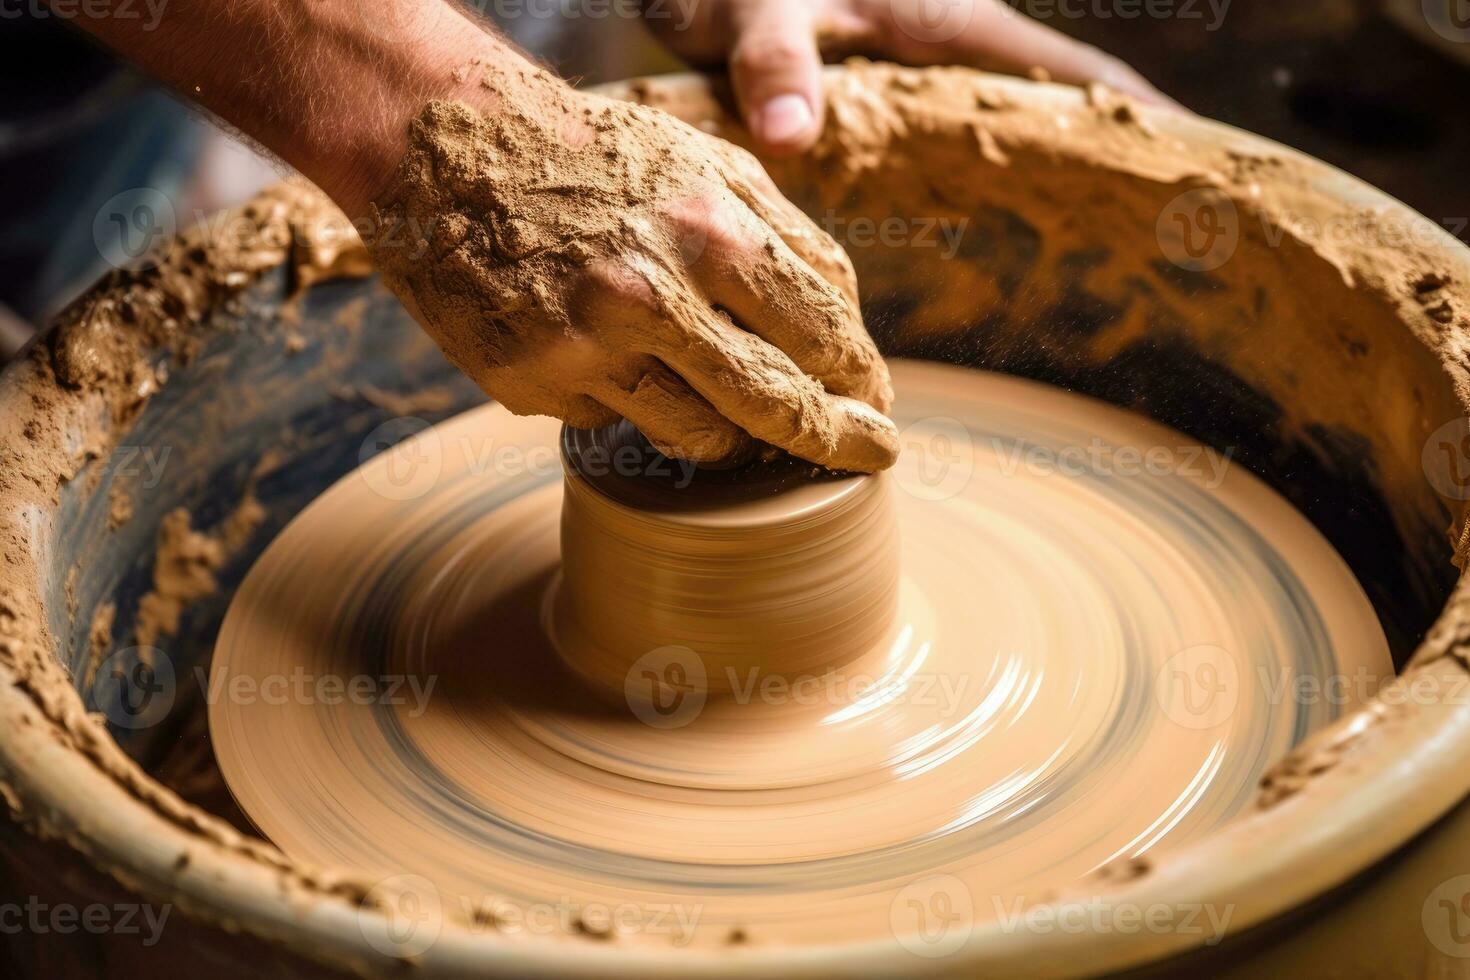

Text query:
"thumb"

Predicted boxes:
[[729, 0, 826, 155]]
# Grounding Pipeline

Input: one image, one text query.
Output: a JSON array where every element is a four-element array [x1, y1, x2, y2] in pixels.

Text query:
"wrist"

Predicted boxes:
[[315, 11, 569, 218], [52, 0, 570, 222]]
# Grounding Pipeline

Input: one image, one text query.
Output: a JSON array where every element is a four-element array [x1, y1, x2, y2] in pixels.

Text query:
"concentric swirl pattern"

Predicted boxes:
[[211, 360, 1389, 950]]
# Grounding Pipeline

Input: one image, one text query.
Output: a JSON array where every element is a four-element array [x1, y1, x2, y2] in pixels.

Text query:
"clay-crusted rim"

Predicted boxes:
[[0, 66, 1467, 978]]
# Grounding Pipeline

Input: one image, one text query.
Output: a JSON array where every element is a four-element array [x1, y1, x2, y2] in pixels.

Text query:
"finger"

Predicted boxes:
[[717, 170, 887, 411], [706, 264, 890, 415], [875, 0, 1180, 109], [576, 256, 897, 471], [692, 148, 892, 409], [729, 0, 827, 154], [559, 396, 622, 431], [585, 356, 752, 464], [717, 145, 863, 308], [707, 237, 891, 413], [632, 285, 900, 473], [668, 189, 890, 412], [485, 363, 621, 430]]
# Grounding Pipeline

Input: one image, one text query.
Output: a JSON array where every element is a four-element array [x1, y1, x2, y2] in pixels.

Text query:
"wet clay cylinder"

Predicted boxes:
[[552, 421, 901, 695]]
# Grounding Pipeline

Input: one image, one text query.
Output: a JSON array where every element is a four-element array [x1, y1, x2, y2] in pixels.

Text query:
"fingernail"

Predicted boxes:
[[757, 94, 815, 147]]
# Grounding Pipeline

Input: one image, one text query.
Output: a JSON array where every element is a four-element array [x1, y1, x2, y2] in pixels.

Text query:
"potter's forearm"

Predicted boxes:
[[51, 0, 557, 215], [56, 0, 902, 472]]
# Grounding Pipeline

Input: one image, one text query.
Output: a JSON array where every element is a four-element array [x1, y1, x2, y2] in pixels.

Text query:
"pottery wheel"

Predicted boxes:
[[210, 359, 1389, 951]]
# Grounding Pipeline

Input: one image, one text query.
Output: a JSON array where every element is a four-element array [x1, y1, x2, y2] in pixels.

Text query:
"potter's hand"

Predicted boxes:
[[643, 0, 1172, 153], [56, 0, 898, 473], [370, 80, 898, 471]]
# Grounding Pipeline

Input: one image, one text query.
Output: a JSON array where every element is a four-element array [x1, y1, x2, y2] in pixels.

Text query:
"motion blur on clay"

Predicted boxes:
[[4, 2, 1470, 978]]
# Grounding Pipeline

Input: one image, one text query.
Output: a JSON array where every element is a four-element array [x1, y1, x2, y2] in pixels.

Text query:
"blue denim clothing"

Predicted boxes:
[[0, 16, 205, 321]]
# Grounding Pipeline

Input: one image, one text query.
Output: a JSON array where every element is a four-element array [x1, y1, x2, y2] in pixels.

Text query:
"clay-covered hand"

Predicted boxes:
[[368, 78, 898, 472], [643, 0, 1175, 154]]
